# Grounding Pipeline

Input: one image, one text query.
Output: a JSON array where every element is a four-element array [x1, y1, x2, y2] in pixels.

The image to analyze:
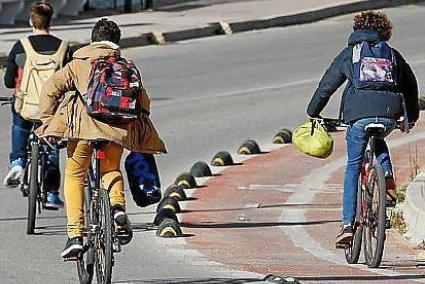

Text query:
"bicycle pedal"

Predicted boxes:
[[385, 219, 391, 229], [20, 188, 28, 197], [335, 243, 349, 249], [113, 242, 121, 253]]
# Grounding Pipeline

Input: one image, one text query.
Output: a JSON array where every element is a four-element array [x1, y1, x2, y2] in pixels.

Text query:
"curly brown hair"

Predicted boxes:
[[353, 11, 393, 41]]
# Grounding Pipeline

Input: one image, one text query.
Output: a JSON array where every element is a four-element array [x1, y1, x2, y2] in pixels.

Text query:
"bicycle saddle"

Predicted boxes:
[[364, 123, 386, 137]]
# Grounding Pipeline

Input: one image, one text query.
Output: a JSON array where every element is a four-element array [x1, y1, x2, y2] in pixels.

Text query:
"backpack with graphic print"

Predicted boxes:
[[352, 41, 397, 91], [81, 56, 142, 124]]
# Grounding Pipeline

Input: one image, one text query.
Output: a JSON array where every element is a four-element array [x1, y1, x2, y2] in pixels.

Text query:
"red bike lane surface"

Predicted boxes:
[[180, 118, 425, 283]]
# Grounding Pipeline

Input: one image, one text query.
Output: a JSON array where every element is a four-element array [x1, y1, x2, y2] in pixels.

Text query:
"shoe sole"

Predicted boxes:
[[114, 212, 133, 245], [61, 244, 83, 258], [44, 203, 64, 210], [335, 233, 353, 246]]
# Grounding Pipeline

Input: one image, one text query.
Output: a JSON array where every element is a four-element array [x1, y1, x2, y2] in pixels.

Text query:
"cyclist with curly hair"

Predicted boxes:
[[307, 11, 419, 247]]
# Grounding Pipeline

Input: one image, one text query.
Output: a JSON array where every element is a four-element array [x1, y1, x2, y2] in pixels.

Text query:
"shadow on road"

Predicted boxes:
[[35, 224, 67, 235], [114, 277, 264, 283], [181, 219, 340, 229], [297, 274, 425, 282], [0, 215, 67, 222]]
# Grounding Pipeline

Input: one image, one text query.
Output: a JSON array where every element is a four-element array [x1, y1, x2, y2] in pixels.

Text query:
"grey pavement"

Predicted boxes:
[[0, 4, 424, 283], [0, 0, 400, 54]]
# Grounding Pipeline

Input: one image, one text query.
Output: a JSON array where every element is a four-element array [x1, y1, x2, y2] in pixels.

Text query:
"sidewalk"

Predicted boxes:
[[180, 117, 425, 282], [0, 0, 423, 58]]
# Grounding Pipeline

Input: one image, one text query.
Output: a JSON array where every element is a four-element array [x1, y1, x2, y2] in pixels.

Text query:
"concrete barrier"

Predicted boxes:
[[0, 0, 24, 25], [400, 172, 425, 243]]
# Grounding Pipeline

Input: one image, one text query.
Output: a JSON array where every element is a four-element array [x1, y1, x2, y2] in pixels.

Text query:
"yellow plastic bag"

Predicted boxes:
[[292, 120, 333, 159]]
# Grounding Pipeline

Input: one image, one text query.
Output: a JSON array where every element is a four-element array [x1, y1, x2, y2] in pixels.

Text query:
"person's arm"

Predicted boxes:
[[3, 41, 23, 89], [307, 49, 348, 117], [39, 61, 76, 123], [394, 50, 419, 122]]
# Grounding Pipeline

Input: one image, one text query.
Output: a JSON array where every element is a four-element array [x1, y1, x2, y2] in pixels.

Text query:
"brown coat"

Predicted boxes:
[[36, 42, 167, 154]]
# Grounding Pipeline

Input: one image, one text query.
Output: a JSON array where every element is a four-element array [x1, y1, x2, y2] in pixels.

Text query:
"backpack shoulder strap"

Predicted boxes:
[[352, 42, 363, 64], [20, 37, 40, 60], [51, 40, 69, 65]]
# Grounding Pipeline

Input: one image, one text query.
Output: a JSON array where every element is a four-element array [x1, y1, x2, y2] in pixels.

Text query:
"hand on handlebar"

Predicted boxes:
[[398, 121, 415, 132]]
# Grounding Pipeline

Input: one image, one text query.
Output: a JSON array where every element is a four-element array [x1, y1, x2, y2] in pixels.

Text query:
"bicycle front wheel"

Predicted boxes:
[[95, 189, 113, 284], [27, 143, 39, 235], [363, 164, 387, 268]]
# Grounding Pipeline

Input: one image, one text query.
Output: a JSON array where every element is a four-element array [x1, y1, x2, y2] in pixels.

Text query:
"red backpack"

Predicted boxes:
[[81, 56, 142, 124]]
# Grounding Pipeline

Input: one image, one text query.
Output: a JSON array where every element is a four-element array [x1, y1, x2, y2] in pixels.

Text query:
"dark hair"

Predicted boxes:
[[91, 18, 121, 44], [30, 2, 53, 30], [353, 11, 393, 41]]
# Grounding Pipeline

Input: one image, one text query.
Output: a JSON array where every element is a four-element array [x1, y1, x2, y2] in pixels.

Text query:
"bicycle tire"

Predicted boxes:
[[345, 179, 363, 264], [95, 189, 113, 284], [363, 163, 386, 268], [27, 143, 39, 235], [77, 183, 95, 284]]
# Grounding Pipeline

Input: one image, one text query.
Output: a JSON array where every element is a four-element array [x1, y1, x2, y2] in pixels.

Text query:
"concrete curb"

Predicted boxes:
[[400, 171, 425, 243], [1, 0, 424, 67]]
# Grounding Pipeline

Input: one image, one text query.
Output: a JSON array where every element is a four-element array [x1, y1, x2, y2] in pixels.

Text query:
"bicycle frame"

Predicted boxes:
[[358, 136, 376, 228], [77, 142, 120, 284]]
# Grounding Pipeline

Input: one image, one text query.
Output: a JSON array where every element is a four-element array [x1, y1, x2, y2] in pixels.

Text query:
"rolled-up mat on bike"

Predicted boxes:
[[125, 152, 162, 207], [292, 120, 333, 159]]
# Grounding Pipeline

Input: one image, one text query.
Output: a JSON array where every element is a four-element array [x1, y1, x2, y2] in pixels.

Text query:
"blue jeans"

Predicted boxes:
[[343, 117, 396, 225], [10, 103, 61, 192]]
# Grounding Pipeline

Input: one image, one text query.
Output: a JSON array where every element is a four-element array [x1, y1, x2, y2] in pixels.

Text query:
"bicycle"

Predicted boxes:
[[68, 139, 123, 284], [0, 97, 58, 234], [320, 117, 408, 268]]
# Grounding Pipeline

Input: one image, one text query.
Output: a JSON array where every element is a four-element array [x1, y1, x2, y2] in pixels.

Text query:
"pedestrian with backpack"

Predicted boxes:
[[307, 11, 419, 247], [35, 18, 167, 259], [3, 2, 70, 209]]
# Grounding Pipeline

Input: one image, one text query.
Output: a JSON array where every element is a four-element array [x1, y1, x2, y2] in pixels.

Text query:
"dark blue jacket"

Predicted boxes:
[[307, 29, 419, 123]]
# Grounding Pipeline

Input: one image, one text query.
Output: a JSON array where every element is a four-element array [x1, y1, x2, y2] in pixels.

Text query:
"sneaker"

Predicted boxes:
[[3, 165, 23, 188], [385, 172, 397, 207], [335, 224, 353, 248], [61, 237, 83, 259], [44, 192, 64, 210], [112, 206, 133, 245]]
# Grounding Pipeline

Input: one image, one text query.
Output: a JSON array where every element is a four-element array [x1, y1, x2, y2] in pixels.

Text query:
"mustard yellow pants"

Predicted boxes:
[[65, 140, 125, 238]]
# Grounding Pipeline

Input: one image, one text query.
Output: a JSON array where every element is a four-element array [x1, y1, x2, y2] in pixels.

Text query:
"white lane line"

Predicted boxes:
[[155, 78, 318, 107], [279, 130, 425, 280]]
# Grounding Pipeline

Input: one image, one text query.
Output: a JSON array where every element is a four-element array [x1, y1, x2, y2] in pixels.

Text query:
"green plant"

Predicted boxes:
[[396, 183, 408, 204], [390, 210, 407, 235]]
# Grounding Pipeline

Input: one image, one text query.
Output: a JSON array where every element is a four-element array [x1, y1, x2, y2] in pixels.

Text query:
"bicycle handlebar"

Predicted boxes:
[[313, 117, 411, 133], [0, 97, 13, 106]]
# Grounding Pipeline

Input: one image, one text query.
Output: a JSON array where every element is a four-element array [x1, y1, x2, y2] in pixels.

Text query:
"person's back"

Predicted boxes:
[[2, 2, 69, 209], [37, 18, 166, 259], [307, 11, 419, 247]]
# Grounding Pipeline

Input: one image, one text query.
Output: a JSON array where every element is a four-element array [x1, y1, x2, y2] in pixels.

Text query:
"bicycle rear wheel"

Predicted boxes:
[[363, 163, 387, 268], [95, 189, 113, 284], [345, 179, 363, 264], [27, 143, 39, 235], [77, 183, 95, 284]]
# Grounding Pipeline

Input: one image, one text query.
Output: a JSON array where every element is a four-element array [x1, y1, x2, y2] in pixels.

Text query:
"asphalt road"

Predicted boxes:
[[0, 4, 424, 283]]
